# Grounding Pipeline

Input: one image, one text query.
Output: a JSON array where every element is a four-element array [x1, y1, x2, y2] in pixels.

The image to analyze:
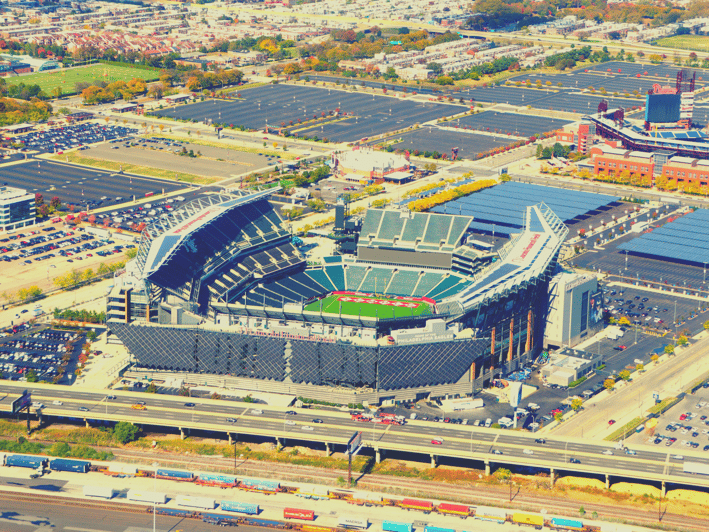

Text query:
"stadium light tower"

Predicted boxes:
[[624, 250, 629, 270]]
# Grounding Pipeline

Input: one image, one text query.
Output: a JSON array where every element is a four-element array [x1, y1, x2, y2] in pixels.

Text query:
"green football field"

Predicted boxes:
[[304, 294, 433, 319], [10, 63, 160, 95]]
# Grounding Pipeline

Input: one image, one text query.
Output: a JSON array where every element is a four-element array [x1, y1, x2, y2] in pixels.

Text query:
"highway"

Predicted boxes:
[[2, 382, 709, 491]]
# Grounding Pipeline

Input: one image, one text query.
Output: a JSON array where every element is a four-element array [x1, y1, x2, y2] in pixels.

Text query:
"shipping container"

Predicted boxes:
[[156, 468, 194, 481], [338, 516, 368, 530], [383, 521, 413, 532], [176, 495, 215, 509], [284, 508, 315, 521], [197, 473, 238, 487], [220, 500, 259, 515], [423, 526, 455, 532], [512, 512, 544, 528], [473, 506, 507, 522], [399, 499, 434, 512], [49, 459, 90, 473], [296, 486, 330, 499], [6, 455, 46, 469], [301, 525, 335, 532], [684, 462, 709, 475], [83, 485, 115, 499], [127, 489, 167, 504], [239, 477, 280, 492], [549, 517, 584, 530], [437, 502, 470, 516]]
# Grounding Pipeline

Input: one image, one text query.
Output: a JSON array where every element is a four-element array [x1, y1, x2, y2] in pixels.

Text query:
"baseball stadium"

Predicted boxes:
[[107, 186, 568, 403]]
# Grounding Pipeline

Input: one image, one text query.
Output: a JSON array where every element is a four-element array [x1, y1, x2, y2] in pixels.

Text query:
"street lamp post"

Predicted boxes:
[[152, 462, 157, 532]]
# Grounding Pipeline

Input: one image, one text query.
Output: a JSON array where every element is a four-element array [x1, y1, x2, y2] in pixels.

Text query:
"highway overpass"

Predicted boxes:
[[0, 381, 706, 494]]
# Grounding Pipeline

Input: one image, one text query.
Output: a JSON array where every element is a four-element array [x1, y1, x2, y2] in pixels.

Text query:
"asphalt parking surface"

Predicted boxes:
[[11, 123, 137, 154], [454, 111, 570, 138], [0, 159, 187, 209], [628, 384, 709, 450], [390, 126, 514, 158], [151, 84, 462, 142]]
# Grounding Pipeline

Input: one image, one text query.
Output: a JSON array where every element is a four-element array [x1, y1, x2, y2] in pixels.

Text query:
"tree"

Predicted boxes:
[[571, 398, 583, 412], [145, 382, 158, 393], [554, 412, 564, 423], [113, 421, 140, 444], [427, 62, 443, 75], [636, 363, 644, 372], [703, 320, 709, 331], [306, 198, 326, 212], [493, 467, 511, 481], [86, 330, 98, 342], [604, 378, 615, 391], [678, 335, 688, 346], [618, 316, 631, 326], [664, 344, 675, 355], [619, 369, 631, 382], [26, 369, 38, 382]]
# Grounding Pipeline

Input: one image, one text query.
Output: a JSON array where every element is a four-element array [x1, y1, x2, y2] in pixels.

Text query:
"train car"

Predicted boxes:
[[301, 525, 337, 532], [296, 486, 330, 500], [549, 517, 585, 531], [239, 477, 280, 493], [512, 512, 544, 529], [473, 506, 507, 523], [202, 513, 240, 527], [5, 455, 46, 469], [382, 520, 413, 532], [221, 500, 259, 515], [176, 495, 216, 510], [49, 459, 90, 473], [155, 508, 199, 519], [423, 526, 455, 532], [437, 502, 470, 517], [243, 517, 287, 529], [156, 468, 194, 481], [398, 498, 434, 513], [196, 473, 238, 488], [338, 516, 369, 530], [83, 485, 115, 499], [127, 489, 167, 504], [284, 508, 315, 521]]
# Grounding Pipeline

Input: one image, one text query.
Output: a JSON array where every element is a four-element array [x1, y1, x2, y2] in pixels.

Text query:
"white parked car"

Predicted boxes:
[[522, 449, 533, 455]]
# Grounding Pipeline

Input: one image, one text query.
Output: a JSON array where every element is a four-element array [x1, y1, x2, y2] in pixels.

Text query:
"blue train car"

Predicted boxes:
[[424, 526, 455, 532], [197, 473, 238, 486], [550, 517, 584, 531], [239, 477, 280, 492], [49, 458, 90, 473], [6, 455, 46, 469], [156, 468, 194, 481], [156, 508, 197, 518], [220, 501, 259, 515], [202, 513, 239, 526], [383, 521, 413, 532]]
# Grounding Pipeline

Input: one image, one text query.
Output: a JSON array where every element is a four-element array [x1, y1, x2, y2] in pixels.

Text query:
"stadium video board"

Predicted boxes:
[[645, 93, 681, 123]]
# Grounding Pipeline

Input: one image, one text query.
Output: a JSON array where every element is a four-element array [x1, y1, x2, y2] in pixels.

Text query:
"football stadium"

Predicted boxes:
[[108, 186, 568, 403]]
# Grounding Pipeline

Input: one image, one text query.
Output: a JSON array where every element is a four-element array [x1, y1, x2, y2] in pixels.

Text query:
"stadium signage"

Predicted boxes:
[[238, 328, 336, 343], [338, 296, 418, 308], [172, 208, 218, 234], [519, 234, 540, 260]]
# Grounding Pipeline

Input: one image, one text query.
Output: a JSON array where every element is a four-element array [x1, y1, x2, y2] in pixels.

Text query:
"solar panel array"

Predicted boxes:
[[431, 182, 619, 230], [649, 130, 708, 140], [618, 209, 709, 264]]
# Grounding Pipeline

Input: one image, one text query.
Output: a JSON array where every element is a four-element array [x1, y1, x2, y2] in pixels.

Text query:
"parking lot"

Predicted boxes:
[[0, 326, 84, 385], [627, 382, 709, 451], [83, 136, 279, 179], [12, 123, 137, 154], [152, 85, 462, 143], [389, 126, 515, 159], [454, 111, 570, 138], [0, 159, 187, 210]]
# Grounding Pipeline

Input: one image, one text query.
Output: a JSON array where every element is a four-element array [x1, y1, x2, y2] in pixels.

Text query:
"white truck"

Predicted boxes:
[[684, 462, 709, 475]]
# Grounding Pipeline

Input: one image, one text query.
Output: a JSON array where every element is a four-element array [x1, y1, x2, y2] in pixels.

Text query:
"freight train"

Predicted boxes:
[[0, 455, 612, 532]]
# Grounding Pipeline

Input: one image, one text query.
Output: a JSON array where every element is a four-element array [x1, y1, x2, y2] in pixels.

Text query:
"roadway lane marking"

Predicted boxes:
[[65, 528, 111, 532]]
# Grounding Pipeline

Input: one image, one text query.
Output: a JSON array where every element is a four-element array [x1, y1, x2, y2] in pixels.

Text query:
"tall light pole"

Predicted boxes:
[[152, 461, 157, 532]]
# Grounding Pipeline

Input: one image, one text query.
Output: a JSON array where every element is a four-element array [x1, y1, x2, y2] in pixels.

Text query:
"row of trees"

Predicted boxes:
[[0, 97, 51, 126], [53, 261, 126, 290], [1, 285, 42, 305], [408, 179, 496, 212], [80, 78, 147, 104], [52, 308, 106, 323]]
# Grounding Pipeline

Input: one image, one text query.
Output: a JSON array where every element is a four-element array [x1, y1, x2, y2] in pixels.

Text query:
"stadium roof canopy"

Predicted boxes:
[[135, 188, 280, 280]]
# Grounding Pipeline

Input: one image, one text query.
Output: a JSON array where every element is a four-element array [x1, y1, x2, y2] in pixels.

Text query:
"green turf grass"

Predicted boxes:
[[304, 294, 432, 319], [10, 63, 159, 95]]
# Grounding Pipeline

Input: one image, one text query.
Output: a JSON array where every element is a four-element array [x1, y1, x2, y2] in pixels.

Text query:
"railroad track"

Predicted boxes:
[[109, 448, 708, 531], [0, 490, 149, 514]]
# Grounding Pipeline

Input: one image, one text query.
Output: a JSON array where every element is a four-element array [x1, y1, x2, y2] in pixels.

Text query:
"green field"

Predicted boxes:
[[304, 294, 433, 319], [655, 35, 709, 53], [10, 63, 160, 95]]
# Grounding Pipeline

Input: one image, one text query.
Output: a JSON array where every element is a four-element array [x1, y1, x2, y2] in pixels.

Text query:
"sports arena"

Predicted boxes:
[[108, 187, 567, 403]]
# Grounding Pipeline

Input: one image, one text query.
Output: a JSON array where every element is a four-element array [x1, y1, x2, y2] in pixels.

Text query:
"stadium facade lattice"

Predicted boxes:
[[108, 188, 567, 403]]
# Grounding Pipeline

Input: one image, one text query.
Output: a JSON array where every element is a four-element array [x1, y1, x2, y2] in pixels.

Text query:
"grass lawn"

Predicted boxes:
[[10, 63, 160, 95], [304, 293, 433, 319], [52, 152, 217, 185], [655, 35, 709, 53]]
